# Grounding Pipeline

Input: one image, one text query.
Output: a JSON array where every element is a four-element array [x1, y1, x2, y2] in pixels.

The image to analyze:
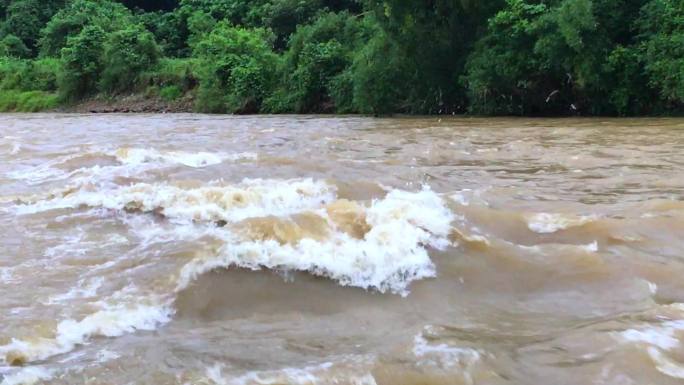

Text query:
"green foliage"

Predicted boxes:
[[463, 0, 660, 116], [160, 85, 183, 101], [0, 57, 59, 91], [117, 0, 178, 12], [0, 90, 59, 112], [39, 0, 134, 57], [637, 0, 684, 106], [265, 11, 368, 112], [258, 0, 323, 49], [2, 0, 66, 55], [99, 25, 161, 94], [193, 22, 278, 113], [0, 0, 682, 115], [0, 34, 30, 57], [139, 58, 198, 92], [57, 25, 107, 100], [137, 10, 189, 57], [364, 0, 506, 113], [346, 28, 409, 114]]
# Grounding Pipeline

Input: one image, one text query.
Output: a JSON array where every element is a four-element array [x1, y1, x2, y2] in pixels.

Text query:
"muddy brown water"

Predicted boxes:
[[1, 114, 684, 384]]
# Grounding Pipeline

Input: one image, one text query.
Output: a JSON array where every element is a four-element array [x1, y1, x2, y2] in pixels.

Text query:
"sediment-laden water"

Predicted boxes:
[[1, 114, 684, 385]]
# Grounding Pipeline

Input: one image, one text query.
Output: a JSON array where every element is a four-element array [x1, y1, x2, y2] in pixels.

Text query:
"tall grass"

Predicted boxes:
[[0, 90, 60, 112]]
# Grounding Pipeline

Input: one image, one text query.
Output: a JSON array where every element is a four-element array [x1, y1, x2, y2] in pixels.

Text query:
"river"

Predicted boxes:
[[1, 114, 684, 384]]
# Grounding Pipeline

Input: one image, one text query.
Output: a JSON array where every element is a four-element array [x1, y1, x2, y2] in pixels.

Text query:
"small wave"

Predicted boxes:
[[526, 212, 597, 234], [5, 147, 256, 184], [205, 358, 377, 385], [0, 366, 53, 385], [620, 319, 684, 351], [413, 333, 481, 369], [177, 187, 453, 294], [618, 304, 684, 380], [14, 178, 337, 222], [0, 289, 172, 365], [647, 347, 684, 379], [112, 147, 256, 168]]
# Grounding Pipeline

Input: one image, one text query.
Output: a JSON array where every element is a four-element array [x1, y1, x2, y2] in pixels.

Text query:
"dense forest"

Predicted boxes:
[[0, 0, 682, 115]]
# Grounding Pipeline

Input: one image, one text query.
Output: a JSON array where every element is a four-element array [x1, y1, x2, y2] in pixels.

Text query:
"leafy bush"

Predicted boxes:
[[0, 57, 59, 91], [99, 25, 161, 94], [193, 22, 278, 113], [0, 90, 59, 112], [159, 85, 182, 101], [3, 0, 66, 55], [345, 28, 410, 114], [139, 57, 198, 91], [57, 25, 107, 100], [39, 0, 133, 57], [0, 34, 31, 57], [463, 0, 655, 116], [637, 0, 684, 106], [265, 11, 367, 113]]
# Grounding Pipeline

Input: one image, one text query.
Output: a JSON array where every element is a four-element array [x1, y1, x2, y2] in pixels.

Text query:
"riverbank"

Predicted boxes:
[[55, 93, 195, 114]]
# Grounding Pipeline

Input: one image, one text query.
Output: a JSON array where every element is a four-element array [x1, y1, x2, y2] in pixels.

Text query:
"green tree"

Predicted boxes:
[[464, 0, 654, 115], [39, 0, 133, 57], [637, 0, 684, 107], [99, 24, 161, 93], [364, 0, 505, 113], [193, 22, 278, 113], [346, 25, 410, 114], [0, 34, 30, 57], [2, 0, 66, 55], [266, 11, 368, 112], [57, 25, 107, 100]]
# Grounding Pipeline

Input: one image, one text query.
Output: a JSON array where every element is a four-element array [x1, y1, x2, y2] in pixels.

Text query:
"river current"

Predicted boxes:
[[1, 114, 684, 384]]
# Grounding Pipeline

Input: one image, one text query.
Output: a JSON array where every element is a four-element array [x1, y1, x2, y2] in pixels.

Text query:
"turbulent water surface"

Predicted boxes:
[[1, 114, 684, 385]]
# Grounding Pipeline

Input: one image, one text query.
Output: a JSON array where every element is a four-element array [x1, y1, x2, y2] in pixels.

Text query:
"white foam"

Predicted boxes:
[[45, 277, 104, 304], [177, 187, 454, 295], [0, 268, 14, 284], [112, 148, 256, 168], [0, 289, 172, 364], [526, 212, 597, 234], [96, 349, 120, 363], [6, 147, 256, 185], [16, 178, 336, 223], [620, 319, 684, 351], [413, 333, 481, 369], [582, 241, 599, 253], [207, 360, 377, 385], [0, 367, 53, 385], [647, 347, 684, 379], [9, 142, 21, 155]]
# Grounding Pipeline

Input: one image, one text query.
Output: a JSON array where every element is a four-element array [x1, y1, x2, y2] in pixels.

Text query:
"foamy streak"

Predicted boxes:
[[647, 347, 684, 379], [0, 367, 54, 385], [619, 306, 684, 380], [16, 178, 336, 222], [112, 148, 256, 168], [413, 333, 481, 369], [207, 359, 377, 385], [6, 147, 256, 184], [620, 319, 684, 351], [177, 188, 454, 295], [526, 212, 597, 234], [0, 291, 172, 365]]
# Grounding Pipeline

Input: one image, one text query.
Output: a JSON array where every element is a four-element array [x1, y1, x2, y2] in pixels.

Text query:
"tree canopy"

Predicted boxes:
[[0, 0, 682, 115]]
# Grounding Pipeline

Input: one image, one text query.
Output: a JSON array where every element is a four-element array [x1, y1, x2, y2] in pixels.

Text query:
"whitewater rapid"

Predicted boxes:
[[3, 115, 684, 385], [1, 147, 458, 369]]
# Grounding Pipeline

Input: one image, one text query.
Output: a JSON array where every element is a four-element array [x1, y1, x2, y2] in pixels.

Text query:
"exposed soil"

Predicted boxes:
[[58, 93, 194, 113]]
